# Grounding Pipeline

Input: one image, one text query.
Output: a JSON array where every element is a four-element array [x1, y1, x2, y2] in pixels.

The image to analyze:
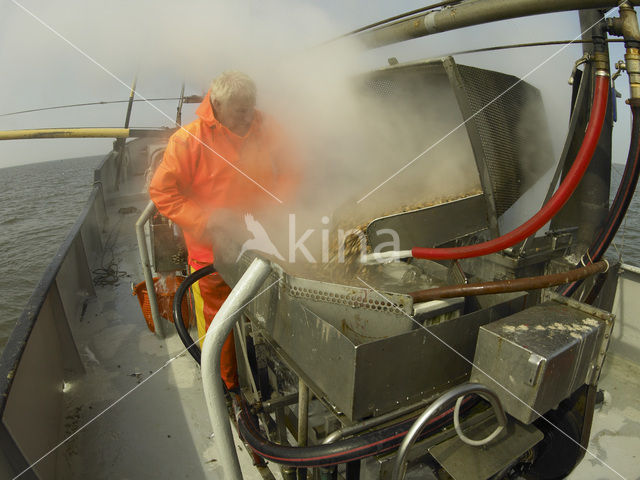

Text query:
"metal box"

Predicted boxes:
[[243, 260, 528, 421], [150, 222, 186, 272], [470, 295, 614, 424]]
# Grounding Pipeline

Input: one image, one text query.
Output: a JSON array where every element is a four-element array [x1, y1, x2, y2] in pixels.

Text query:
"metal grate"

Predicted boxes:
[[365, 78, 396, 97], [456, 64, 529, 216], [289, 284, 399, 312]]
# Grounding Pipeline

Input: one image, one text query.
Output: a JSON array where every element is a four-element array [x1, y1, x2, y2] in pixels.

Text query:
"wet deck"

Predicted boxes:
[[53, 141, 640, 479], [59, 202, 640, 479], [58, 196, 274, 479], [569, 353, 640, 480]]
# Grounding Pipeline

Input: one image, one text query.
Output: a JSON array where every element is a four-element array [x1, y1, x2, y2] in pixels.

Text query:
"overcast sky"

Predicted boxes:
[[0, 1, 635, 168]]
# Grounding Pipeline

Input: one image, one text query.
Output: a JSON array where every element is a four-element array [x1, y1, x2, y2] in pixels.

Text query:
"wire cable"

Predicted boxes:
[[448, 38, 624, 57], [0, 97, 199, 118]]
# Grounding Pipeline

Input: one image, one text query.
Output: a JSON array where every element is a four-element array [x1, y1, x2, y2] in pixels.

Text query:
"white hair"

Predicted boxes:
[[209, 71, 257, 105]]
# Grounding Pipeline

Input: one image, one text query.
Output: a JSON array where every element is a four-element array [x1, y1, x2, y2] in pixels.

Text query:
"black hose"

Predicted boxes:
[[173, 264, 216, 364], [237, 396, 477, 468], [561, 104, 640, 298]]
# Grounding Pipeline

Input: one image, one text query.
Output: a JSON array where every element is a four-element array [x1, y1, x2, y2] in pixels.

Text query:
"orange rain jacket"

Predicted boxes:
[[149, 92, 297, 265]]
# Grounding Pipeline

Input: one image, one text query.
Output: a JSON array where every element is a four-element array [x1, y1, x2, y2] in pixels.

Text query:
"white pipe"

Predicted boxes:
[[453, 395, 504, 447], [201, 257, 272, 480], [359, 250, 412, 264], [136, 201, 164, 337]]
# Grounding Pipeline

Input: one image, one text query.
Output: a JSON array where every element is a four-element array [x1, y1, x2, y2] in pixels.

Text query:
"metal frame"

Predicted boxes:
[[135, 201, 164, 337], [392, 382, 507, 480]]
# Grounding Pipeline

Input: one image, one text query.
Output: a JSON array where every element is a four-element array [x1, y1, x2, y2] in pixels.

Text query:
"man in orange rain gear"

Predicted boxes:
[[149, 71, 297, 391]]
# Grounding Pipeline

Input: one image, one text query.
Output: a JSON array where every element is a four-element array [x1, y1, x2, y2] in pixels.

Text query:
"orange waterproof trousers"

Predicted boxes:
[[190, 264, 238, 390]]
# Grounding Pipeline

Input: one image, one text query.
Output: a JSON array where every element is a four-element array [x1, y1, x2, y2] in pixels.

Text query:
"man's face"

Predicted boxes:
[[214, 95, 256, 137]]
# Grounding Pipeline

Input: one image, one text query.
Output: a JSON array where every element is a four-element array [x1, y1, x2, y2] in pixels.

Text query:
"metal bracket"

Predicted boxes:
[[569, 53, 592, 85]]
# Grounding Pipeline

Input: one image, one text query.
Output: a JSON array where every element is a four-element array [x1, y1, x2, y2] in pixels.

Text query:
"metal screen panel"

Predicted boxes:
[[454, 62, 553, 218]]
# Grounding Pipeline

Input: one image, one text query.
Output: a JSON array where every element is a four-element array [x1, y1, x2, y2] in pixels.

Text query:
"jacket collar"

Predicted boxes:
[[195, 90, 218, 128]]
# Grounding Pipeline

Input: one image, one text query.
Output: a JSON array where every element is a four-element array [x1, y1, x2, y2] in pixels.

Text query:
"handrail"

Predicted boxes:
[[392, 382, 507, 480], [135, 201, 164, 337], [201, 257, 272, 480]]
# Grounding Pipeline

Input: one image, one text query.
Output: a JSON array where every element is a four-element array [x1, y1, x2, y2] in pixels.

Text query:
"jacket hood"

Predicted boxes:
[[195, 90, 218, 127], [195, 89, 262, 134]]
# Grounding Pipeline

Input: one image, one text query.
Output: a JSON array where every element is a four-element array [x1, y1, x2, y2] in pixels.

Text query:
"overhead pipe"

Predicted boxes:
[[357, 0, 620, 49], [412, 72, 609, 260], [201, 257, 272, 480]]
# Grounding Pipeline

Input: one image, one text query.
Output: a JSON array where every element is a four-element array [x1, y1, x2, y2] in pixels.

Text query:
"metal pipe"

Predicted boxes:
[[297, 380, 309, 447], [392, 383, 507, 480], [201, 258, 272, 480], [262, 393, 299, 412], [409, 260, 609, 303], [0, 128, 132, 140], [123, 76, 137, 129], [136, 201, 164, 338], [621, 3, 640, 102], [176, 83, 186, 127], [297, 380, 309, 480], [322, 398, 433, 445], [357, 0, 620, 49]]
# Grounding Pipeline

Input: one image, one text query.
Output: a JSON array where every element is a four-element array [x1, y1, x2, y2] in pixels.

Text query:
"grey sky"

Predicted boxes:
[[0, 1, 634, 169]]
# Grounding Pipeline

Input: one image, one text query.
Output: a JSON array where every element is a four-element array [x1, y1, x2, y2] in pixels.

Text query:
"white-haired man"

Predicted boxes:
[[150, 71, 297, 391]]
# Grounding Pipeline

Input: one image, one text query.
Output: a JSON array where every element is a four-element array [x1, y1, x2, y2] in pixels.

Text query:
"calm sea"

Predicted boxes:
[[0, 156, 101, 352], [0, 158, 638, 352]]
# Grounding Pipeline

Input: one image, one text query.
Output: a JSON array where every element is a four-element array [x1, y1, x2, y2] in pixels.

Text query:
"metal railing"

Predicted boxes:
[[392, 382, 507, 480]]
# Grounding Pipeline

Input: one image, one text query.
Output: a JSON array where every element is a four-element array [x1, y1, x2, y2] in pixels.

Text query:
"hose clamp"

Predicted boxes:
[[595, 70, 611, 77], [580, 250, 594, 267]]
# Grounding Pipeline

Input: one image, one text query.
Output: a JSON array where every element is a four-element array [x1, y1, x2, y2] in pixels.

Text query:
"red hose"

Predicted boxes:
[[412, 74, 609, 260]]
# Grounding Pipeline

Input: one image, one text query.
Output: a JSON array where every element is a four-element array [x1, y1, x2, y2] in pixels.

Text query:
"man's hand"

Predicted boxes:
[[205, 208, 241, 241], [205, 208, 249, 266]]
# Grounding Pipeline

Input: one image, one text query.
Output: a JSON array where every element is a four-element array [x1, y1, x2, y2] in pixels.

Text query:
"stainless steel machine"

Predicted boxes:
[[201, 53, 618, 480]]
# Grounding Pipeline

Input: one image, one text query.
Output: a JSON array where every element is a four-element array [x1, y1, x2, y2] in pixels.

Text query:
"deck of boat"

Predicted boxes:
[[53, 156, 278, 479], [569, 353, 640, 479], [63, 176, 640, 480], [2, 137, 638, 480]]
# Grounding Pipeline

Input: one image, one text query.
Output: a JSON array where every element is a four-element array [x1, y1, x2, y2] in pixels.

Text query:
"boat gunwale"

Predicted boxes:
[[0, 152, 112, 416]]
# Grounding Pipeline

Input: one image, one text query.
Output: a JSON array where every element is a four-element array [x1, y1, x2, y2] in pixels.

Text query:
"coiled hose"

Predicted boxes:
[[173, 264, 216, 364], [237, 396, 477, 468], [561, 103, 640, 298]]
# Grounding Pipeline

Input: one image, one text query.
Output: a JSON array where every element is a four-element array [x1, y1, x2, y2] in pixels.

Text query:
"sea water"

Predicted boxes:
[[0, 156, 100, 351], [0, 159, 638, 353]]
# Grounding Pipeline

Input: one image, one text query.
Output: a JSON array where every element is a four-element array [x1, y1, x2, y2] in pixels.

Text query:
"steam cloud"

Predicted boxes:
[[2, 2, 594, 261]]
